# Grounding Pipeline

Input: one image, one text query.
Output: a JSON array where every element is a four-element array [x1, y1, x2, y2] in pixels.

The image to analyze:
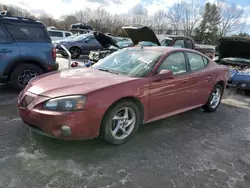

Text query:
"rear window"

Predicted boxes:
[[48, 31, 63, 37], [65, 32, 71, 37], [4, 24, 48, 42]]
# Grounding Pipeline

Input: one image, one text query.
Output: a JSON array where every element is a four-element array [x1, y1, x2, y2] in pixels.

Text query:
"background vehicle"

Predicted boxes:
[[48, 29, 73, 42], [89, 25, 216, 63], [18, 47, 228, 145], [0, 16, 58, 90], [215, 37, 250, 93], [56, 34, 103, 59], [70, 23, 93, 30]]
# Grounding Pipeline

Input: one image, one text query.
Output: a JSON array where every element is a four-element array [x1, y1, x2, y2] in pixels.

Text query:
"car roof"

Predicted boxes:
[[48, 29, 72, 33], [0, 15, 45, 27]]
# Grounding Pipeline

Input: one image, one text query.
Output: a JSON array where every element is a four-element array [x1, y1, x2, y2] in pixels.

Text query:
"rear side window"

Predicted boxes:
[[186, 52, 206, 71], [48, 31, 63, 37], [0, 26, 7, 43], [65, 32, 71, 37], [4, 24, 47, 42]]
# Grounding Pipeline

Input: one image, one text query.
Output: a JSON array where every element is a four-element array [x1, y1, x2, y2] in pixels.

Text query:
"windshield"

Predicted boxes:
[[92, 48, 164, 77], [160, 39, 172, 46]]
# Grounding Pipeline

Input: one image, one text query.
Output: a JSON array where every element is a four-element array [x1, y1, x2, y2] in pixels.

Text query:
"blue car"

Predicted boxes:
[[0, 15, 58, 90], [56, 34, 103, 59], [226, 58, 250, 90], [216, 37, 250, 92]]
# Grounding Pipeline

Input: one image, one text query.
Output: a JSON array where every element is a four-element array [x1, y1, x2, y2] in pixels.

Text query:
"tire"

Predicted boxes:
[[60, 53, 68, 57], [10, 64, 43, 90], [244, 90, 250, 96], [100, 100, 141, 145], [203, 84, 223, 112], [69, 47, 81, 59]]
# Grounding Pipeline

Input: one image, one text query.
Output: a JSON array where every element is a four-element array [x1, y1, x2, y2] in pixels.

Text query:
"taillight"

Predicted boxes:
[[52, 48, 56, 60]]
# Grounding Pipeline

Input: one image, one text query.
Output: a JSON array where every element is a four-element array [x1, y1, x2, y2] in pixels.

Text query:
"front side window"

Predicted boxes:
[[157, 52, 187, 75], [186, 52, 206, 71], [5, 24, 47, 42], [92, 48, 164, 77]]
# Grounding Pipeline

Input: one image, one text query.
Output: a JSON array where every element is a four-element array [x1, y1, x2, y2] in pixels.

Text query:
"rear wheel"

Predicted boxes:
[[69, 47, 81, 59], [203, 84, 223, 112], [10, 64, 43, 90], [100, 101, 140, 145]]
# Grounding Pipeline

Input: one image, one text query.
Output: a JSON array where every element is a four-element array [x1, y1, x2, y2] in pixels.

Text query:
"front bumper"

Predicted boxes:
[[227, 80, 250, 90], [18, 92, 105, 140]]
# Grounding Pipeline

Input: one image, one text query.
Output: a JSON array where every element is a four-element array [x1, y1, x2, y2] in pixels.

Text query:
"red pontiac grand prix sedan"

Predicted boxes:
[[18, 47, 229, 145]]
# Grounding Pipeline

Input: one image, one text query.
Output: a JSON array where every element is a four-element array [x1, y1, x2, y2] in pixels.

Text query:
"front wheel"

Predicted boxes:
[[10, 64, 43, 90], [100, 101, 141, 145], [203, 84, 223, 112]]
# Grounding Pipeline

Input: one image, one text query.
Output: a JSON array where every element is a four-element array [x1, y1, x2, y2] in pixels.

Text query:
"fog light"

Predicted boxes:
[[241, 83, 247, 88], [61, 125, 71, 136]]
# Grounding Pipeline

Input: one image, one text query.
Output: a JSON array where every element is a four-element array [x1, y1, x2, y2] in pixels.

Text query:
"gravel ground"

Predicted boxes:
[[0, 58, 249, 188]]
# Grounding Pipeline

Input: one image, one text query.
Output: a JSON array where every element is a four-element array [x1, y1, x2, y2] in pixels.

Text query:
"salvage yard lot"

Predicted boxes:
[[0, 60, 250, 188]]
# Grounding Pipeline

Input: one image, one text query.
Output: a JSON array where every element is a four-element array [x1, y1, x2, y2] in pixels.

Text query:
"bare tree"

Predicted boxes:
[[167, 2, 185, 35], [153, 10, 168, 34], [74, 8, 92, 24], [182, 0, 202, 36], [217, 1, 244, 37]]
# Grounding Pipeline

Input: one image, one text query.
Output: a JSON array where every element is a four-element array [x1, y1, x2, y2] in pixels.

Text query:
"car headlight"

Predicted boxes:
[[43, 95, 86, 111]]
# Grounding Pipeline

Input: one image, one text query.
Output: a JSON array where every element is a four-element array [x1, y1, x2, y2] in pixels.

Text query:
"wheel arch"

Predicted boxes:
[[215, 80, 225, 93], [69, 46, 82, 53], [4, 58, 46, 79], [100, 96, 145, 128]]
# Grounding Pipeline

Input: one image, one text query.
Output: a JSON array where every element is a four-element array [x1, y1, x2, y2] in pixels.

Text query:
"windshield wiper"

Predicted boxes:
[[97, 68, 119, 74]]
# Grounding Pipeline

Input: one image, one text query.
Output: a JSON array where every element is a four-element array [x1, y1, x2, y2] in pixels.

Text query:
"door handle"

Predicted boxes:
[[207, 74, 212, 77], [0, 49, 12, 53], [182, 80, 187, 83]]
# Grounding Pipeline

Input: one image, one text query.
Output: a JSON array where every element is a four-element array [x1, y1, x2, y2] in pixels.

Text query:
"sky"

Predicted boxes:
[[1, 0, 250, 24]]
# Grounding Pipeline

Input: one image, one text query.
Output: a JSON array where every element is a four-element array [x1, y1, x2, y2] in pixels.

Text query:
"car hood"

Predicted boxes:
[[218, 37, 250, 60], [26, 68, 137, 98], [93, 32, 119, 48], [229, 68, 250, 81], [220, 57, 250, 66], [122, 25, 161, 46]]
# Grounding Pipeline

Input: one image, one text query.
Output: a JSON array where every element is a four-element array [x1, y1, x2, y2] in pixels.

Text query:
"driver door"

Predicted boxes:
[[148, 52, 192, 121]]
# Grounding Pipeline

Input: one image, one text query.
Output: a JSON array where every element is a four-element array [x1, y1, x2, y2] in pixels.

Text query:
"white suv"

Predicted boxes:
[[48, 29, 73, 41]]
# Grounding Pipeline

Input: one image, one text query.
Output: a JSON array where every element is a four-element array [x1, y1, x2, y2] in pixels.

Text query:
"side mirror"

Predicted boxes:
[[154, 69, 174, 81]]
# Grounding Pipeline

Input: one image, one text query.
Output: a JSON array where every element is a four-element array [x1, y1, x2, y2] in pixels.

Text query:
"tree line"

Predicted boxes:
[[1, 0, 248, 45]]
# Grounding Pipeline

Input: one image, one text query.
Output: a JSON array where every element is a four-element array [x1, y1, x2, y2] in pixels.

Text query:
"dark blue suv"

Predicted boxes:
[[0, 16, 58, 90]]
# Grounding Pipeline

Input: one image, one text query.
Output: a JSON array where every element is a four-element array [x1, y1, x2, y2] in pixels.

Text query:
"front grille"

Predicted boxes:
[[20, 95, 34, 108]]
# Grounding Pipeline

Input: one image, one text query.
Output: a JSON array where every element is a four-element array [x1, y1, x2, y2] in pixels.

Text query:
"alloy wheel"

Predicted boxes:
[[111, 107, 136, 140], [210, 88, 221, 109], [18, 70, 38, 87]]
